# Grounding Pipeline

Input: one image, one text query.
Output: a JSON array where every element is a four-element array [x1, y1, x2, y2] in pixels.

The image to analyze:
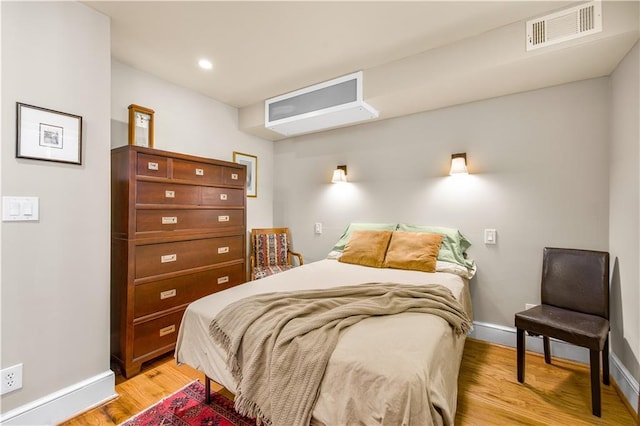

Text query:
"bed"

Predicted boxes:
[[175, 224, 475, 426]]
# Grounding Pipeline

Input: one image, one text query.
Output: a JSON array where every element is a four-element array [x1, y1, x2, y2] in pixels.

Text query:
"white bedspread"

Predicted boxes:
[[175, 259, 472, 425]]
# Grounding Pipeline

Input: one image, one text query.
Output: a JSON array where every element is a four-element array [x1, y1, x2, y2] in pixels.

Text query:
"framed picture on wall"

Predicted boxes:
[[16, 103, 83, 165], [128, 104, 155, 148], [233, 151, 257, 197]]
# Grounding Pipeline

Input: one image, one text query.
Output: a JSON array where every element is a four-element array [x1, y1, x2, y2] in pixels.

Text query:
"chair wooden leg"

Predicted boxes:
[[602, 337, 610, 385], [589, 349, 601, 417], [517, 328, 525, 383], [543, 336, 551, 364]]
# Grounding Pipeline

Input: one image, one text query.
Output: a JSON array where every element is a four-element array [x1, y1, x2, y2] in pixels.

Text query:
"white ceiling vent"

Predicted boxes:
[[265, 71, 378, 137], [526, 1, 602, 51]]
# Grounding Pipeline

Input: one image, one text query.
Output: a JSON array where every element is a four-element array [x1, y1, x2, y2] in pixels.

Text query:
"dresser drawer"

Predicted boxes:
[[135, 236, 243, 278], [134, 263, 244, 318], [136, 209, 244, 233], [137, 153, 169, 178], [173, 159, 222, 184], [133, 309, 184, 359], [137, 182, 200, 205], [201, 187, 244, 206], [222, 166, 245, 186]]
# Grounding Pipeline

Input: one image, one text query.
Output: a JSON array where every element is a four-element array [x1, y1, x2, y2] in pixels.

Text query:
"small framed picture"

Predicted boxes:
[[233, 151, 257, 197], [16, 103, 82, 165], [128, 104, 155, 148]]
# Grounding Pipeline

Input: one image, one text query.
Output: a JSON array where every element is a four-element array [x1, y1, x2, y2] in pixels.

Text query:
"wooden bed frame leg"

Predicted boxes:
[[205, 375, 211, 404]]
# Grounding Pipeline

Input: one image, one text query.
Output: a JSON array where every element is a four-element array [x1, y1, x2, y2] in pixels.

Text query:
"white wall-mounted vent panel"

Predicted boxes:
[[526, 1, 602, 51], [265, 71, 378, 137]]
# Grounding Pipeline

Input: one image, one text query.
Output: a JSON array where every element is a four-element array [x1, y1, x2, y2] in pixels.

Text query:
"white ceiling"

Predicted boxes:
[[86, 1, 639, 140]]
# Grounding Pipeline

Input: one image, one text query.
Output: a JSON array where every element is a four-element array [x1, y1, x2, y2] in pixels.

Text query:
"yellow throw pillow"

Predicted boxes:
[[338, 230, 393, 268], [383, 231, 444, 272]]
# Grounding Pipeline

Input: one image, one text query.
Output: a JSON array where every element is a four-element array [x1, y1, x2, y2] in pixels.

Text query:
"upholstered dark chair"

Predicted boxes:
[[515, 247, 610, 417], [250, 227, 303, 280]]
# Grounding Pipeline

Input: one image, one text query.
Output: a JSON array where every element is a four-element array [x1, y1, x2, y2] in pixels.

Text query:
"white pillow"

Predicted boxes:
[[326, 250, 343, 260], [436, 260, 477, 279]]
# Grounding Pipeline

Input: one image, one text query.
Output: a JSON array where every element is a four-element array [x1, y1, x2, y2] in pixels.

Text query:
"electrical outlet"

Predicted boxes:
[[525, 303, 537, 310], [1, 363, 23, 395]]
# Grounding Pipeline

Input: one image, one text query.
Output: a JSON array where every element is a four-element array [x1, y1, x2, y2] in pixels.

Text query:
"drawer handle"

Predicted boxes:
[[217, 276, 229, 284], [160, 289, 176, 300], [162, 216, 178, 225], [159, 324, 176, 337], [165, 190, 175, 198], [148, 162, 159, 171], [220, 193, 228, 201], [231, 173, 239, 180], [217, 246, 229, 254], [218, 215, 229, 222], [195, 168, 204, 176], [161, 254, 177, 263]]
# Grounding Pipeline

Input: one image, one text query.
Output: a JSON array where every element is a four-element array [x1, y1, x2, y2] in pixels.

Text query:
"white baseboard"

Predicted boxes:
[[0, 370, 116, 425], [611, 351, 640, 415], [470, 321, 639, 416]]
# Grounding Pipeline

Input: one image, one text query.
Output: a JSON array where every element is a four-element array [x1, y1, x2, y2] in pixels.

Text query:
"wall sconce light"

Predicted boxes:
[[449, 153, 468, 175], [331, 165, 348, 183]]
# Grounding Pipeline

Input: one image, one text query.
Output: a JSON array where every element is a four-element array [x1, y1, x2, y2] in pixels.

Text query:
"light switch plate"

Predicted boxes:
[[2, 196, 39, 221], [484, 228, 497, 244]]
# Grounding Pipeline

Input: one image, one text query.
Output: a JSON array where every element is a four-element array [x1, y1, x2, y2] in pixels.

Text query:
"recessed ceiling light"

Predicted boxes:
[[198, 59, 213, 70]]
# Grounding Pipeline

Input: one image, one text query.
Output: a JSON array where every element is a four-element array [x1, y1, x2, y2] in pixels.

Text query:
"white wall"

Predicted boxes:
[[275, 78, 610, 328], [111, 60, 274, 232], [1, 2, 113, 423], [609, 41, 640, 383]]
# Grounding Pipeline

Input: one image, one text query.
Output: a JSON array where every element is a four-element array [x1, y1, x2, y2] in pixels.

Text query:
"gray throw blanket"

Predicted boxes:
[[209, 282, 471, 426]]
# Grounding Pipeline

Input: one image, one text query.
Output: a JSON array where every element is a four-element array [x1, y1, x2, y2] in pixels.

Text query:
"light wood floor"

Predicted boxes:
[[455, 339, 635, 425], [60, 339, 636, 425]]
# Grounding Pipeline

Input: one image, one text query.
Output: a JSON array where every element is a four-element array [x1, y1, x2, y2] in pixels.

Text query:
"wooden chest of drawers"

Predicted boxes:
[[111, 145, 246, 377]]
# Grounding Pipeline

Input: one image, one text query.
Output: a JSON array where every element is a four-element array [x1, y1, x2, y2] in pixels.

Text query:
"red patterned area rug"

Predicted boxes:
[[120, 380, 255, 426]]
